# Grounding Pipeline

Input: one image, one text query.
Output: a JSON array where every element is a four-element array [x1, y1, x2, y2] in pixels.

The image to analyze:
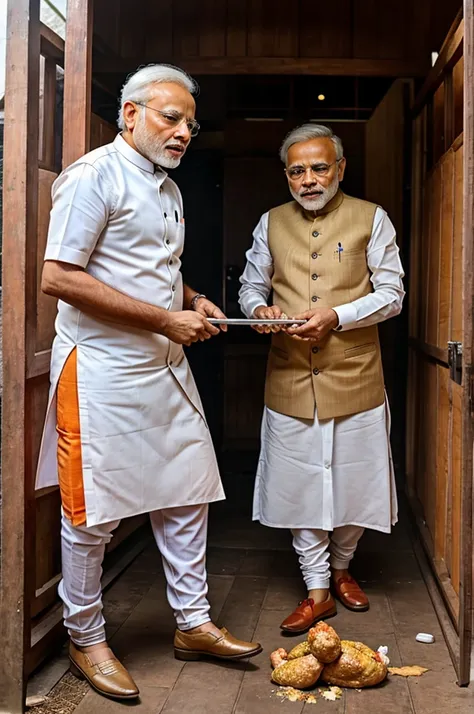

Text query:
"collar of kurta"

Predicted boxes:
[[114, 133, 168, 178], [300, 189, 345, 221]]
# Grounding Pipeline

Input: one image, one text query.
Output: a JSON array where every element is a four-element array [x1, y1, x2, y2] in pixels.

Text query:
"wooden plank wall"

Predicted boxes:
[[93, 0, 459, 68], [407, 20, 464, 620]]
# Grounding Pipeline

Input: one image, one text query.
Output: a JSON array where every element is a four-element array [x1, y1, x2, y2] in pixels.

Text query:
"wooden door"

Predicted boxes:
[[0, 2, 145, 711], [406, 10, 473, 685], [364, 78, 411, 476]]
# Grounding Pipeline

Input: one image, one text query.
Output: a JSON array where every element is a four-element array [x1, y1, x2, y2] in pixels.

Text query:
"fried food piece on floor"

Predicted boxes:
[[308, 622, 342, 664], [322, 640, 388, 688], [270, 647, 288, 669], [288, 641, 312, 660], [272, 654, 324, 689]]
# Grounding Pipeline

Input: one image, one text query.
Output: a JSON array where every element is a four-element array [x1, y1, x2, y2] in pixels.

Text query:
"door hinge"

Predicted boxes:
[[447, 341, 463, 385]]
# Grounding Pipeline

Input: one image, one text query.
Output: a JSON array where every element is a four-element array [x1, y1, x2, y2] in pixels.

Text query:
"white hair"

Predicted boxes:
[[117, 63, 198, 130], [279, 123, 344, 164]]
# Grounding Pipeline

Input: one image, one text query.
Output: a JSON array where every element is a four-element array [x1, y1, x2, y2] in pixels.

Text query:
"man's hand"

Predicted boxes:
[[193, 297, 228, 333], [253, 305, 283, 333], [285, 308, 339, 342], [163, 310, 220, 346]]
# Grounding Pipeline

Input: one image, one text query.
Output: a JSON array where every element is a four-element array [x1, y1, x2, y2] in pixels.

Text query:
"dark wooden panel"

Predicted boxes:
[[433, 82, 446, 164], [226, 0, 247, 56], [119, 0, 146, 58], [453, 55, 463, 140], [198, 0, 226, 57], [94, 0, 120, 54], [33, 490, 61, 617], [451, 144, 463, 343], [247, 0, 299, 57], [299, 1, 352, 58], [146, 0, 173, 58], [172, 0, 200, 57], [438, 151, 454, 349], [223, 345, 268, 449], [353, 0, 406, 60]]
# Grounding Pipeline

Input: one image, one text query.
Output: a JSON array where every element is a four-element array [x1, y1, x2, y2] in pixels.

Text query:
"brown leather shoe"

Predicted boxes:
[[69, 641, 139, 700], [332, 575, 369, 611], [280, 595, 337, 634], [174, 627, 262, 661]]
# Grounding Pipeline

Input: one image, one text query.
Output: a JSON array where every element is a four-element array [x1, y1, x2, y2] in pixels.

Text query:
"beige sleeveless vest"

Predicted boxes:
[[265, 190, 385, 420]]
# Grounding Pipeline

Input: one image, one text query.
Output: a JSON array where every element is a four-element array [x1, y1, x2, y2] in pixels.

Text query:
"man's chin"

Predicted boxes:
[[156, 155, 182, 170], [297, 196, 327, 211]]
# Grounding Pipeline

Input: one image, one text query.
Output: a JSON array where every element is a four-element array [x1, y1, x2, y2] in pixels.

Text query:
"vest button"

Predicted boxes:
[[313, 368, 320, 376], [312, 252, 318, 259], [312, 273, 318, 280], [311, 296, 318, 302], [312, 231, 319, 237], [312, 346, 319, 354]]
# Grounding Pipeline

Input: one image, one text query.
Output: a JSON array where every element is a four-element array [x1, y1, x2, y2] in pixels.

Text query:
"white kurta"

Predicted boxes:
[[36, 134, 225, 526], [239, 206, 405, 532]]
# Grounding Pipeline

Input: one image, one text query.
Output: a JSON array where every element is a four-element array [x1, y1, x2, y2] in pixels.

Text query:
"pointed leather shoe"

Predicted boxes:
[[174, 627, 262, 661], [69, 641, 139, 700], [280, 595, 337, 634], [333, 575, 369, 611]]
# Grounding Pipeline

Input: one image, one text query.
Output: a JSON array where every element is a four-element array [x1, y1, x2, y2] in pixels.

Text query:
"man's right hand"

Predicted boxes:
[[253, 305, 283, 334], [163, 310, 220, 346]]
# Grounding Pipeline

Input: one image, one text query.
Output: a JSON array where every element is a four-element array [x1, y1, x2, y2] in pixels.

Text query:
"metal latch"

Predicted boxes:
[[447, 341, 463, 385]]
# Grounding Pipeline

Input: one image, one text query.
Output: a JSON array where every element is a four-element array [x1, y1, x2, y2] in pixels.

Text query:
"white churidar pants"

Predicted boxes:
[[59, 504, 211, 646], [291, 525, 365, 590]]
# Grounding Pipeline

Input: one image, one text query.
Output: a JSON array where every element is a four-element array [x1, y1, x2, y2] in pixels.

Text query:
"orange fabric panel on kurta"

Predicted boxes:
[[56, 347, 86, 526]]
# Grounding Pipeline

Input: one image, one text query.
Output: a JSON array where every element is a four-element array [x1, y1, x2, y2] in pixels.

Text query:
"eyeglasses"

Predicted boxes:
[[133, 102, 200, 137], [285, 159, 343, 181]]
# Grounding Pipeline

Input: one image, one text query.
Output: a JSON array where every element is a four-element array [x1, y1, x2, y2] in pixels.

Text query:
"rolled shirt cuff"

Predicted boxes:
[[240, 297, 268, 319], [333, 303, 358, 331]]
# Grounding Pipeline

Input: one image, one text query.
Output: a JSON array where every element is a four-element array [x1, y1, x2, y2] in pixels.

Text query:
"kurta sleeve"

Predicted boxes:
[[332, 207, 405, 331], [44, 162, 112, 268], [238, 212, 274, 318]]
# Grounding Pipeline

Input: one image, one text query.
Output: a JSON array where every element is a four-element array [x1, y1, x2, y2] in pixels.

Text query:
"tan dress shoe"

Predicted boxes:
[[174, 627, 262, 661], [280, 595, 337, 634], [69, 641, 139, 700], [332, 575, 370, 611]]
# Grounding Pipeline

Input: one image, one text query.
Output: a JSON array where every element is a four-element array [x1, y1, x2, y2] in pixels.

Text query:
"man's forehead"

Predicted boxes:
[[287, 138, 336, 164], [148, 83, 196, 110]]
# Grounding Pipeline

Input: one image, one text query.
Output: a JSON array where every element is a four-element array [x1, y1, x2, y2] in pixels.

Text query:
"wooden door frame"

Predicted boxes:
[[460, 0, 474, 687], [0, 2, 41, 712]]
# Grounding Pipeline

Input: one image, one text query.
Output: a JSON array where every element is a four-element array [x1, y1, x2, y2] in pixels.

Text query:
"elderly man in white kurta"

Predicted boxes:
[[239, 124, 404, 634], [38, 64, 261, 701]]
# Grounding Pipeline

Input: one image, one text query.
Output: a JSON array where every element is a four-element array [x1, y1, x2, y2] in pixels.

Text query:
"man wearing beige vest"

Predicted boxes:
[[239, 124, 404, 633]]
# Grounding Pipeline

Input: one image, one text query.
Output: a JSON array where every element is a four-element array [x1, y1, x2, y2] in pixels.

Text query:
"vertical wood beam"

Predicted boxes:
[[62, 0, 93, 167], [459, 0, 474, 687], [0, 1, 40, 712]]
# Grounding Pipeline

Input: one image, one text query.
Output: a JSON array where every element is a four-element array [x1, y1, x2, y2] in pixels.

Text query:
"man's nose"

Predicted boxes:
[[173, 120, 191, 142], [302, 169, 316, 185]]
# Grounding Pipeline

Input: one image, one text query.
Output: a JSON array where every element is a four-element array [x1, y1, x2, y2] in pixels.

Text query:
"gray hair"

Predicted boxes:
[[279, 123, 344, 164], [117, 63, 198, 130]]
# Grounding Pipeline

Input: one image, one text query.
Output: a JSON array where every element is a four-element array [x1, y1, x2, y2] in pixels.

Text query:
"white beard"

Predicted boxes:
[[133, 113, 183, 169], [291, 174, 340, 211]]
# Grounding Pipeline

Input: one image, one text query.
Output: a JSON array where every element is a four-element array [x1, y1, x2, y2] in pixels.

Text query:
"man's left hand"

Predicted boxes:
[[286, 308, 339, 342], [193, 297, 228, 332]]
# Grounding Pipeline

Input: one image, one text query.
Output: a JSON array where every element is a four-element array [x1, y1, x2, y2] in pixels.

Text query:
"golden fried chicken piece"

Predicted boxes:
[[287, 641, 312, 660], [322, 640, 388, 688], [308, 622, 341, 664], [271, 654, 324, 689], [270, 647, 288, 669]]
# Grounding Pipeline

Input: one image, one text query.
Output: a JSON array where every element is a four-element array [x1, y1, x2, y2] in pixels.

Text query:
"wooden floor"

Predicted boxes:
[[53, 502, 474, 714]]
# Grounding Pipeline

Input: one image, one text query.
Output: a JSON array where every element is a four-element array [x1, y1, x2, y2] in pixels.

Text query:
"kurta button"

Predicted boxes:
[[312, 231, 319, 237], [312, 252, 318, 259], [313, 368, 320, 375], [311, 296, 318, 302], [172, 285, 176, 291], [169, 259, 173, 265], [312, 274, 318, 280], [166, 239, 170, 245], [312, 346, 319, 354]]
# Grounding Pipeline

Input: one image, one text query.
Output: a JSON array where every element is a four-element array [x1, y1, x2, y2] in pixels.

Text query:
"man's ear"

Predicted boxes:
[[122, 101, 140, 132], [338, 157, 347, 182]]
